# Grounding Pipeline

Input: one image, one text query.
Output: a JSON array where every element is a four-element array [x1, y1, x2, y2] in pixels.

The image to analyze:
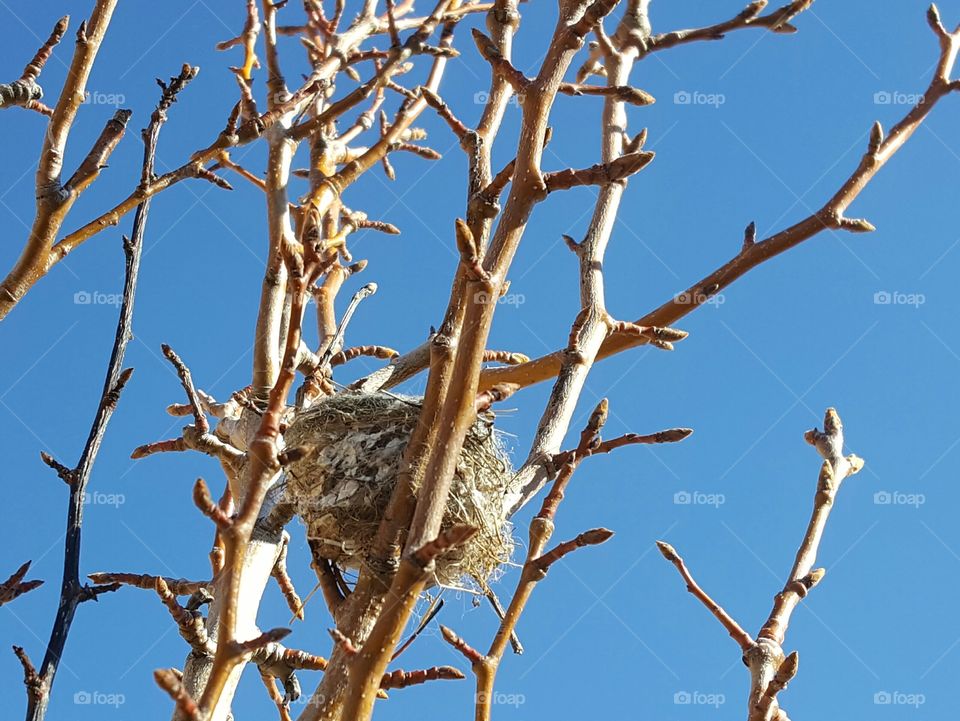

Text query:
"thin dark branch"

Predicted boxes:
[[20, 65, 195, 721]]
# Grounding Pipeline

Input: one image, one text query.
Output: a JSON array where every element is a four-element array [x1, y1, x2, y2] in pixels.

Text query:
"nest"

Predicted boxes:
[[283, 391, 515, 588]]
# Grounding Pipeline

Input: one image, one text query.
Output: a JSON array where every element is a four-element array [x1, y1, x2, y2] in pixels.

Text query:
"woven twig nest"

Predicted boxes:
[[283, 392, 515, 588]]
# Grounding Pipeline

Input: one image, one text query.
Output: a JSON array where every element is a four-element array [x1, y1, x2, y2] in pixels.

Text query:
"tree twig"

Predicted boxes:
[[0, 562, 44, 606], [659, 408, 865, 721], [16, 63, 194, 721]]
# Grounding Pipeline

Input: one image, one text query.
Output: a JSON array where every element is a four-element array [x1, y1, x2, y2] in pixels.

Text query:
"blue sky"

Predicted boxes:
[[2, 0, 960, 718]]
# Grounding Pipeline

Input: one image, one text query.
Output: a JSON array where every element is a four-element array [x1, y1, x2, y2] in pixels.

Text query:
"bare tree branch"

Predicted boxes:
[[659, 409, 865, 721], [15, 64, 194, 721]]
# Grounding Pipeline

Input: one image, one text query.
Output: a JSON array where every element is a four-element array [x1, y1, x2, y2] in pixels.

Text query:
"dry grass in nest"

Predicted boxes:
[[283, 391, 515, 589]]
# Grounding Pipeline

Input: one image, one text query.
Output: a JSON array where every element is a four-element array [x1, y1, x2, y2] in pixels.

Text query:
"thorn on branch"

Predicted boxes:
[[229, 70, 260, 123], [928, 3, 948, 38], [419, 86, 468, 139], [570, 0, 623, 39], [410, 524, 479, 568], [544, 151, 655, 193], [575, 47, 608, 83], [638, 0, 812, 58], [254, 642, 328, 674], [787, 568, 826, 600], [13, 645, 41, 701], [77, 582, 121, 602], [237, 628, 292, 655], [475, 382, 520, 413], [591, 427, 694, 454], [193, 166, 234, 190], [592, 22, 616, 57], [222, 101, 242, 140], [254, 641, 329, 708], [329, 345, 399, 367], [754, 650, 800, 718], [155, 63, 201, 119], [65, 110, 134, 194], [581, 397, 608, 449], [562, 234, 581, 254], [533, 528, 614, 573], [392, 141, 442, 160], [384, 78, 420, 102], [185, 587, 215, 611], [440, 625, 485, 665], [483, 350, 530, 365], [0, 15, 68, 114], [130, 437, 188, 459], [272, 533, 305, 621], [625, 128, 648, 154], [166, 388, 229, 418], [471, 28, 529, 93], [738, 0, 768, 23], [742, 221, 757, 251], [868, 120, 884, 154], [385, 0, 401, 47], [836, 217, 876, 233], [97, 368, 135, 420], [329, 627, 360, 655], [803, 407, 864, 478], [154, 577, 210, 652], [477, 157, 516, 211], [23, 15, 69, 83], [656, 540, 755, 651], [764, 0, 814, 34], [455, 218, 489, 282], [607, 320, 688, 350], [344, 209, 400, 235], [40, 451, 74, 484], [378, 109, 397, 181], [380, 665, 464, 689], [558, 82, 655, 106], [193, 478, 234, 530], [161, 344, 209, 433], [86, 572, 208, 596], [217, 0, 261, 80], [0, 562, 43, 606]]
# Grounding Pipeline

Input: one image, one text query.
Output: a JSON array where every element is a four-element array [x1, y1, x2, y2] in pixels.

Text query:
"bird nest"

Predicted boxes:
[[283, 391, 515, 589]]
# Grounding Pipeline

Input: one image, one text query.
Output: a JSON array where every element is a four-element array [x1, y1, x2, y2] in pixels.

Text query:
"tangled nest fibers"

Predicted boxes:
[[283, 392, 515, 588]]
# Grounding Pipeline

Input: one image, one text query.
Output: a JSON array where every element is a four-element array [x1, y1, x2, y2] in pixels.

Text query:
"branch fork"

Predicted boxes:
[[0, 16, 68, 115], [658, 408, 865, 721]]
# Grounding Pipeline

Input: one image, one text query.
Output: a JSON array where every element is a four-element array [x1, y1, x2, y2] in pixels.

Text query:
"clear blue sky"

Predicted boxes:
[[2, 0, 959, 718]]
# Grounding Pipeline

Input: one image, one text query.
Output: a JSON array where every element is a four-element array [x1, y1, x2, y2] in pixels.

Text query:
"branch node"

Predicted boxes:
[[742, 220, 757, 250]]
